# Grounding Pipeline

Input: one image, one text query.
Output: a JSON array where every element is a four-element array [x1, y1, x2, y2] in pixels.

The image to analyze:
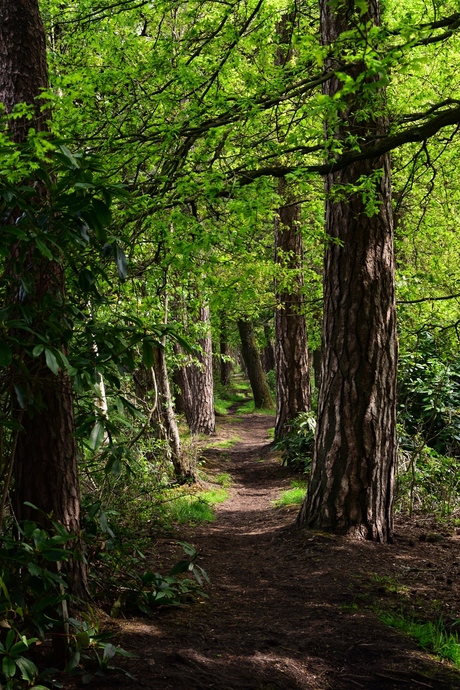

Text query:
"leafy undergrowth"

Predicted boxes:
[[273, 480, 307, 507], [380, 612, 460, 668], [236, 400, 274, 414], [163, 488, 229, 525]]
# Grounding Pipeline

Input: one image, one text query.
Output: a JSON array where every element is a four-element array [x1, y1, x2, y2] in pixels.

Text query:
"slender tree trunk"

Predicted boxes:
[[298, 0, 397, 543], [274, 178, 311, 441], [261, 325, 276, 373], [0, 0, 87, 595], [153, 296, 193, 479], [238, 319, 273, 409], [154, 347, 193, 479], [219, 314, 232, 387], [182, 305, 215, 435], [273, 14, 311, 441]]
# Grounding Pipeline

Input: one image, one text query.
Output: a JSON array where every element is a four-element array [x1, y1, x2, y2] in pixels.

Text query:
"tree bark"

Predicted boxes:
[[219, 313, 232, 387], [297, 0, 397, 543], [0, 0, 87, 594], [181, 305, 216, 435], [261, 325, 276, 374], [273, 15, 311, 441], [0, 1, 49, 141], [238, 319, 273, 409], [154, 347, 193, 480], [274, 178, 311, 441]]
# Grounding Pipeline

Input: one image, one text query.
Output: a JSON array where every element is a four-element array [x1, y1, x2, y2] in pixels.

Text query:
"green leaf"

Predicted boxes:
[[142, 340, 155, 369], [59, 144, 79, 169], [45, 349, 60, 376], [0, 342, 12, 367], [92, 198, 112, 226], [39, 549, 66, 562], [32, 344, 45, 357], [5, 629, 15, 650], [15, 656, 38, 682], [169, 560, 189, 576], [76, 631, 91, 648], [89, 421, 105, 451], [102, 643, 117, 663], [2, 655, 15, 678], [115, 246, 128, 281], [64, 651, 80, 673], [35, 238, 53, 260]]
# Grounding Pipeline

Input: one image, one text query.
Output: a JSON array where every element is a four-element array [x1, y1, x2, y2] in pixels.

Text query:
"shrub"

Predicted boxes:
[[273, 412, 316, 473]]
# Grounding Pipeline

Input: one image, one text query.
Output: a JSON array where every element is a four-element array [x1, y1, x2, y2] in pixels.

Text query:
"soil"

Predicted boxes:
[[76, 411, 460, 689]]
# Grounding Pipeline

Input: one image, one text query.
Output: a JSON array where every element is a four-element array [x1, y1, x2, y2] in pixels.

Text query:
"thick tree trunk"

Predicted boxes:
[[238, 320, 273, 409], [297, 0, 397, 542], [182, 305, 215, 435], [0, 0, 87, 594], [0, 1, 49, 140], [274, 179, 311, 441]]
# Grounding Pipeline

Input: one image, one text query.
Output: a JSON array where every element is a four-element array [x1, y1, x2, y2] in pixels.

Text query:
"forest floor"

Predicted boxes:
[[86, 409, 460, 689]]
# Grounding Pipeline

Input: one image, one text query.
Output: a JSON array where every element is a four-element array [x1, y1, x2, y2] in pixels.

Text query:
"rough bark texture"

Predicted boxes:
[[273, 16, 311, 441], [298, 0, 397, 543], [274, 179, 311, 441], [1, 0, 87, 594], [0, 0, 49, 140], [182, 306, 216, 435], [238, 320, 273, 409], [261, 325, 276, 374]]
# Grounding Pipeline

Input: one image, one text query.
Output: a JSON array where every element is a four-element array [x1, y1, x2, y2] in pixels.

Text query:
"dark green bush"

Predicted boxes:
[[273, 412, 316, 473]]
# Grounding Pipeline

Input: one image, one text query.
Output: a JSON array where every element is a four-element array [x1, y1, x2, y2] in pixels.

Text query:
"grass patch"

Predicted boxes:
[[274, 480, 307, 507], [232, 379, 252, 392], [267, 427, 275, 439], [380, 612, 460, 668], [214, 397, 235, 416], [214, 473, 232, 487], [214, 392, 248, 416], [206, 436, 241, 449], [236, 400, 274, 415], [163, 488, 229, 525]]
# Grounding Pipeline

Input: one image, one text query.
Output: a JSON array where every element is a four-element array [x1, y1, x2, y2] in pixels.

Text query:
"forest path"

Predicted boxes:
[[116, 412, 460, 690]]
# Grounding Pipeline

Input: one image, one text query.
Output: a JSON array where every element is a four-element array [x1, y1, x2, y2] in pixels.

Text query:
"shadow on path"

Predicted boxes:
[[112, 413, 460, 690]]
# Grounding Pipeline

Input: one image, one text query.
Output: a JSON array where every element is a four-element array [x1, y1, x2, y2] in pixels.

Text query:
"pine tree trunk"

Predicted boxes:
[[297, 0, 397, 543], [0, 0, 87, 595], [183, 305, 216, 435], [274, 179, 311, 441], [273, 16, 311, 441], [238, 320, 273, 409]]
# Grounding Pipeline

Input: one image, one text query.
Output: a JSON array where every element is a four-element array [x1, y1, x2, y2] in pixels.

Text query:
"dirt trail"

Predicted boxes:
[[113, 413, 460, 689]]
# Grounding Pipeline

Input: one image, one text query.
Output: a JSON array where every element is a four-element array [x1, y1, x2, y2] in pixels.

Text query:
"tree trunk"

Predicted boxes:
[[274, 179, 311, 441], [238, 320, 273, 409], [297, 0, 397, 543], [0, 1, 49, 141], [0, 0, 87, 595], [154, 347, 193, 480], [272, 15, 311, 441], [182, 305, 216, 435], [219, 314, 232, 387], [261, 325, 276, 373]]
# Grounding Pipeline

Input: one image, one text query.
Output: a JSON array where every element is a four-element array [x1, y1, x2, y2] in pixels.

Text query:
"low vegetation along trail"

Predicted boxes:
[[115, 412, 460, 689]]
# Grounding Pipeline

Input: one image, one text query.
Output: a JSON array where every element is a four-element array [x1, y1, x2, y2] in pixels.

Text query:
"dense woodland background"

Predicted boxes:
[[1, 0, 460, 686]]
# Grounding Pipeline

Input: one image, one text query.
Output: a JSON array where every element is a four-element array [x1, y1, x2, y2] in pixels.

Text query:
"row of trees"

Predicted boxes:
[[1, 0, 460, 599]]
